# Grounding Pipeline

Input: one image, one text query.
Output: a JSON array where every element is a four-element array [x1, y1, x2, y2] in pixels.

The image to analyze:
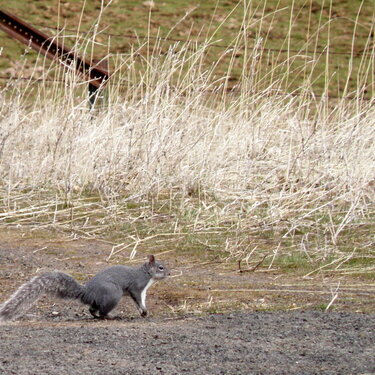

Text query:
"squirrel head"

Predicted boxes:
[[144, 254, 170, 280]]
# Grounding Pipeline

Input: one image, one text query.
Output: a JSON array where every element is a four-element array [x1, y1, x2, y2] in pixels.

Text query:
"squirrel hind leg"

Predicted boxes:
[[83, 283, 122, 319], [89, 307, 116, 320], [89, 293, 121, 319], [89, 302, 116, 319], [89, 307, 113, 320], [89, 303, 100, 318]]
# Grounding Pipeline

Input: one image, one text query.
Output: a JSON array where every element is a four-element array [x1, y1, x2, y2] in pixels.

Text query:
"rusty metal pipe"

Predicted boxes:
[[0, 9, 109, 89]]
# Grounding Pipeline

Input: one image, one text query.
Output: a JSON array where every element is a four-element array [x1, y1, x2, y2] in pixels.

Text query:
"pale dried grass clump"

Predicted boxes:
[[1, 79, 373, 233]]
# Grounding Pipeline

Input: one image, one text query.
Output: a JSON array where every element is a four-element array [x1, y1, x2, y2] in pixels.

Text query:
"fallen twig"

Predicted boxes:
[[237, 254, 269, 273]]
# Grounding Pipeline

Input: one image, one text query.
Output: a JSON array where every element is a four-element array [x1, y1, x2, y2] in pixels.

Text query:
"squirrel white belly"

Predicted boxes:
[[0, 255, 169, 321]]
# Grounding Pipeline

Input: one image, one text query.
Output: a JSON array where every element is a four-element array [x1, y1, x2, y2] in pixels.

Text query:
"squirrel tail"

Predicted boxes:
[[0, 272, 84, 321]]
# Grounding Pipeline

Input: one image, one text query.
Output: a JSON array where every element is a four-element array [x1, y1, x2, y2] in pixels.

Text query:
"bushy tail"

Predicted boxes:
[[0, 272, 84, 321]]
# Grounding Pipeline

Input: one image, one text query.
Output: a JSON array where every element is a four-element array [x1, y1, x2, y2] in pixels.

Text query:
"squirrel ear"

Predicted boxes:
[[147, 255, 155, 265]]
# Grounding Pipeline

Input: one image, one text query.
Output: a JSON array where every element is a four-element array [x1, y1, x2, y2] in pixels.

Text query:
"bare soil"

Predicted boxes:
[[0, 311, 374, 375], [0, 229, 374, 374]]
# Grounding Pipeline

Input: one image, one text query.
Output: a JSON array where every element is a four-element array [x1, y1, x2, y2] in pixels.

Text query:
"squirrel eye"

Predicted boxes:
[[158, 265, 164, 271]]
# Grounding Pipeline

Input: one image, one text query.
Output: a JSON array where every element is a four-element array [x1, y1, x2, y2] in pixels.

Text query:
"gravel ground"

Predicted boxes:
[[0, 311, 374, 375]]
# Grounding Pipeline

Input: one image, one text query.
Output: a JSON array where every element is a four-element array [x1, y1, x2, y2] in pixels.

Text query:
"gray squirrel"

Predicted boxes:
[[0, 255, 169, 321]]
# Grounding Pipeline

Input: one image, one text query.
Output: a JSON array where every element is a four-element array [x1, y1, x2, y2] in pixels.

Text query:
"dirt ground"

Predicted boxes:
[[0, 229, 374, 374], [0, 311, 374, 375]]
